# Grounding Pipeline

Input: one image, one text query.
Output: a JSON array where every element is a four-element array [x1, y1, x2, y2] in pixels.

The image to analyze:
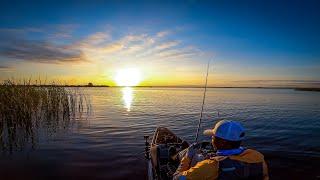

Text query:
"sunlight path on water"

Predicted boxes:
[[122, 87, 133, 112]]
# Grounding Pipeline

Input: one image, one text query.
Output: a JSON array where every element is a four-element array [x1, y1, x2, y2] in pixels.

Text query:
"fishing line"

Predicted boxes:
[[195, 60, 211, 143]]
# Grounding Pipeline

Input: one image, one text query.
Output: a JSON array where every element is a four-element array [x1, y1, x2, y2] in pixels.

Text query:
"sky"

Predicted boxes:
[[0, 0, 319, 87]]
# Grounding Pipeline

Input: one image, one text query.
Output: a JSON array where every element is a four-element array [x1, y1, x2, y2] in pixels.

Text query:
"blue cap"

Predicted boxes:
[[204, 120, 245, 141]]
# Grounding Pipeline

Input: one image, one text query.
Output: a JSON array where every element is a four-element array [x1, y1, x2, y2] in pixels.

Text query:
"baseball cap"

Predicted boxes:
[[203, 120, 245, 141]]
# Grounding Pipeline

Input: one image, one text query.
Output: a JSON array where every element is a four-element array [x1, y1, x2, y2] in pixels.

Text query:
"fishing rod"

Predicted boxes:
[[195, 60, 211, 143]]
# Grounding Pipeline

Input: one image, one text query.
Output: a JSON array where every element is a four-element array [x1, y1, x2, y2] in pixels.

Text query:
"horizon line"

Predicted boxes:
[[2, 84, 320, 90]]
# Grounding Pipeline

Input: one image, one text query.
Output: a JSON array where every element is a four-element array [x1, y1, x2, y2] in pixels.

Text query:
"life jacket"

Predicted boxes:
[[218, 157, 263, 180]]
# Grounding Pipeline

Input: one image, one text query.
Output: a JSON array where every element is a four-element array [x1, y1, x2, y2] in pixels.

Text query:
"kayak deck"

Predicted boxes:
[[152, 127, 183, 145], [148, 127, 189, 180]]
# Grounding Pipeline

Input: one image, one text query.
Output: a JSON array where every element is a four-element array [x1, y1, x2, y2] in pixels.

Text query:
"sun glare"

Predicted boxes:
[[114, 68, 142, 86]]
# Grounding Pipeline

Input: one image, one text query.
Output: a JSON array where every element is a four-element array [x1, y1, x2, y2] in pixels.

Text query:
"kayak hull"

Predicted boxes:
[[147, 127, 189, 180]]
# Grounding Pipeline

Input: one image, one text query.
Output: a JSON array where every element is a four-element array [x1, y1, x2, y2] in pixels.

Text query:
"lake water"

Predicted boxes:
[[1, 88, 320, 179]]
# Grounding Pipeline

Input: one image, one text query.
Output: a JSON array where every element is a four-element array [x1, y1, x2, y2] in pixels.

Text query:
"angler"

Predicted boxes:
[[173, 120, 269, 180]]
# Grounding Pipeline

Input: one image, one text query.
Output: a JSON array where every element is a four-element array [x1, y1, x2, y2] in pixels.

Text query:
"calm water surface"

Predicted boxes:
[[1, 88, 320, 179]]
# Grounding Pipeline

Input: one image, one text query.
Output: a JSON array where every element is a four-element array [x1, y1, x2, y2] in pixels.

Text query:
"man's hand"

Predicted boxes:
[[186, 143, 199, 159], [173, 143, 204, 180], [174, 144, 198, 180]]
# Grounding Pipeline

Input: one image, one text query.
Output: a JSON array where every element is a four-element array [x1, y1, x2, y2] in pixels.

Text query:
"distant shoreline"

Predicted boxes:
[[2, 85, 320, 91], [0, 84, 110, 87], [116, 86, 320, 91], [294, 88, 320, 92]]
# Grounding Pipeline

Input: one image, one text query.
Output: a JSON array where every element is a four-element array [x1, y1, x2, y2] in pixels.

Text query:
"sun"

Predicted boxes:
[[114, 68, 142, 86]]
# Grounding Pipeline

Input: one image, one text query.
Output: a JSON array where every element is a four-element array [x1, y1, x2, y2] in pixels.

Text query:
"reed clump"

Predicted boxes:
[[0, 80, 90, 152]]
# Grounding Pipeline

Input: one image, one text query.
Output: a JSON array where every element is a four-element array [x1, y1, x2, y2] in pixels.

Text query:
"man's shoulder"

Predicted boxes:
[[197, 157, 221, 166], [243, 149, 265, 159], [230, 148, 265, 163], [196, 155, 228, 166], [190, 158, 220, 172]]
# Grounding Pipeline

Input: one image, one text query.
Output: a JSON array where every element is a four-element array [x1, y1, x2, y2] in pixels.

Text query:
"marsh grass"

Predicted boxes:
[[0, 80, 90, 153]]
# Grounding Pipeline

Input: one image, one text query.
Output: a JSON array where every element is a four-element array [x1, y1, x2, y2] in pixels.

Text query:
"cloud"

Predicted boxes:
[[81, 32, 111, 46], [0, 65, 14, 72], [0, 39, 87, 64], [0, 25, 76, 40], [155, 41, 180, 51], [0, 26, 203, 66], [156, 30, 171, 38], [81, 31, 201, 61], [48, 24, 78, 39], [0, 27, 88, 64], [103, 43, 124, 53], [59, 27, 201, 62], [156, 49, 196, 59]]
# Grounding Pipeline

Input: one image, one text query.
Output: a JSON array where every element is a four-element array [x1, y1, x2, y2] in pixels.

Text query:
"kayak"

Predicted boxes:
[[144, 127, 215, 180], [144, 127, 189, 180]]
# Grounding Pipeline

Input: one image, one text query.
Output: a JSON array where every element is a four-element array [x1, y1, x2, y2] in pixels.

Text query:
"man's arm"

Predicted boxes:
[[174, 143, 197, 176], [175, 156, 192, 173], [173, 159, 218, 180]]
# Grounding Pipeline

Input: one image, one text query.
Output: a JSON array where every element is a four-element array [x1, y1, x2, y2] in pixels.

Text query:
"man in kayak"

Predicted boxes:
[[173, 120, 269, 180]]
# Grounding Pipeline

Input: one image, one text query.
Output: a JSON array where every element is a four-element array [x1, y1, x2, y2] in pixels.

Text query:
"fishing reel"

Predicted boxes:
[[197, 141, 215, 154], [187, 141, 216, 167]]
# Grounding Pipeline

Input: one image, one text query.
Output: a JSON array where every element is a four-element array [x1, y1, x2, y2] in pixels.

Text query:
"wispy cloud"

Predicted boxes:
[[0, 25, 203, 67], [0, 27, 88, 64], [155, 41, 180, 51], [156, 49, 197, 59], [103, 43, 124, 53], [0, 25, 76, 40], [48, 24, 78, 40], [156, 30, 171, 38], [0, 39, 87, 64], [0, 65, 14, 72], [64, 28, 202, 65], [76, 31, 112, 47]]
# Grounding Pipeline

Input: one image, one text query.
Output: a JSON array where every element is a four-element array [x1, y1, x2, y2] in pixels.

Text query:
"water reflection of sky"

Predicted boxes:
[[121, 87, 133, 111]]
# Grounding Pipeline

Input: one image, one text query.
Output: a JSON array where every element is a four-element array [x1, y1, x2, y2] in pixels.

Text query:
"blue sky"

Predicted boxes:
[[0, 0, 319, 87]]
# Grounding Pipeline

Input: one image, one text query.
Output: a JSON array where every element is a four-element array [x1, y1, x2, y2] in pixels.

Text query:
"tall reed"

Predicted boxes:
[[0, 80, 90, 153]]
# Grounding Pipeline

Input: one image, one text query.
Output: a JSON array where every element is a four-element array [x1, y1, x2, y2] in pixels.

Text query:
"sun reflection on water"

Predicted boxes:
[[121, 87, 134, 111]]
